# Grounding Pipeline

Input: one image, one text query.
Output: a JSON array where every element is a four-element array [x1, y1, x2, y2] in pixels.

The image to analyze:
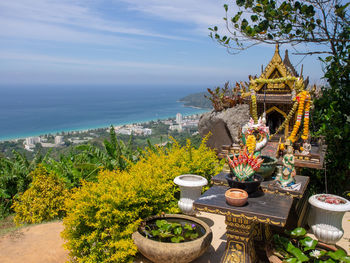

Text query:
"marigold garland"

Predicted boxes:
[[288, 91, 310, 142], [246, 134, 256, 154], [270, 101, 298, 140], [251, 91, 258, 123], [254, 76, 298, 85], [301, 94, 311, 140]]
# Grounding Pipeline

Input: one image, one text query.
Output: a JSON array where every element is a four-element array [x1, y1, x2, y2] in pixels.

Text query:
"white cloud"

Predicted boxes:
[[119, 0, 227, 34], [0, 0, 192, 44], [0, 51, 240, 73], [0, 50, 249, 85]]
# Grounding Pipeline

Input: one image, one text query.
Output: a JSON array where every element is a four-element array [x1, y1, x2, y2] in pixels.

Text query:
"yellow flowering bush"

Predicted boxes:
[[12, 165, 69, 225], [62, 137, 222, 263]]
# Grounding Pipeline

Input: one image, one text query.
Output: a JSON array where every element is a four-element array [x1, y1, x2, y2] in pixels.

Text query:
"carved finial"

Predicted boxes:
[[285, 49, 289, 60], [275, 43, 279, 54], [261, 64, 264, 74], [300, 64, 303, 77]]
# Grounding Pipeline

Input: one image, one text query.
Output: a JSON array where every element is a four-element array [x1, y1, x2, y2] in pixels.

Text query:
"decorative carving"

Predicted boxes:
[[195, 206, 286, 226], [221, 215, 257, 263]]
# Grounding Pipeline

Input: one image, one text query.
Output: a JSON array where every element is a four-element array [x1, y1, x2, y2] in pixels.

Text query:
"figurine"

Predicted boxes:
[[276, 140, 296, 187], [300, 141, 311, 155], [241, 114, 270, 155]]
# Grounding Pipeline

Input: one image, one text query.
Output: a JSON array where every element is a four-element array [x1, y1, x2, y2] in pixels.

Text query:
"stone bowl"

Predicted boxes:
[[225, 188, 248, 206], [257, 156, 277, 179], [132, 214, 212, 263]]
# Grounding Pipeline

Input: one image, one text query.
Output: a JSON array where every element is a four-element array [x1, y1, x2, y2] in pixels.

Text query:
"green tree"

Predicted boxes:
[[0, 150, 45, 217], [210, 0, 349, 194]]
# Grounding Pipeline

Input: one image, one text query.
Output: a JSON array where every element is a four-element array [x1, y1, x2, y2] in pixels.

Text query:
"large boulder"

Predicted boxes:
[[198, 104, 250, 151]]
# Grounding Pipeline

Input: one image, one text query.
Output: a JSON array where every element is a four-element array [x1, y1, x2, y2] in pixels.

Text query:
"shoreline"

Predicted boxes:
[[0, 109, 209, 142]]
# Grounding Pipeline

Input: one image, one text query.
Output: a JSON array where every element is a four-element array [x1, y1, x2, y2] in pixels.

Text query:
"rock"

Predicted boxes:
[[198, 104, 250, 151]]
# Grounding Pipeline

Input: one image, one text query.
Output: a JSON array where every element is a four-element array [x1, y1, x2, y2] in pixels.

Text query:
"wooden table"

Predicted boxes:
[[212, 173, 310, 228], [193, 186, 293, 263]]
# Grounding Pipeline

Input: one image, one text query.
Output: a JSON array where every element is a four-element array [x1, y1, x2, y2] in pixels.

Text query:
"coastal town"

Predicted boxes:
[[0, 112, 203, 157]]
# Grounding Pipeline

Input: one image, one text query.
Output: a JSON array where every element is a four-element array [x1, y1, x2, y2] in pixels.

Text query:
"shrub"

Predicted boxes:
[[62, 138, 222, 263], [12, 165, 69, 225]]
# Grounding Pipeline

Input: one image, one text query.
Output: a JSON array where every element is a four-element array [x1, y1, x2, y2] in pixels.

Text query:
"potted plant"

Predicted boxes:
[[225, 147, 264, 194], [308, 194, 350, 244], [266, 227, 350, 263], [132, 214, 212, 263]]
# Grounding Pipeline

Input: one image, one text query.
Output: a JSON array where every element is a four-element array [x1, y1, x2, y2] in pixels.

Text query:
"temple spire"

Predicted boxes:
[[275, 43, 279, 54]]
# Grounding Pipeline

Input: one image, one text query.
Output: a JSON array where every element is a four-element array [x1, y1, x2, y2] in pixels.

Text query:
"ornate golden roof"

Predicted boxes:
[[254, 44, 302, 93]]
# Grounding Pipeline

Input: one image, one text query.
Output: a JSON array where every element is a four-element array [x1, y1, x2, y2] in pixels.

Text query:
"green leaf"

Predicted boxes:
[[236, 0, 245, 7], [251, 15, 258, 22], [171, 236, 184, 243], [156, 219, 166, 228], [300, 236, 317, 251], [173, 226, 182, 235], [286, 242, 309, 262], [224, 4, 228, 12], [184, 224, 194, 231], [290, 227, 307, 238], [340, 256, 350, 263], [284, 258, 298, 263], [328, 249, 347, 260]]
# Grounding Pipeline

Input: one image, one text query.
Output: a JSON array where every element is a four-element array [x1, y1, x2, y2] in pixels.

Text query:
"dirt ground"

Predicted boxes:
[[0, 221, 68, 263]]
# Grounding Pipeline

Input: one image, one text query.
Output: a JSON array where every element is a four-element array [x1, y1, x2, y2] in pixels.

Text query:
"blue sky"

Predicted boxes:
[[0, 0, 326, 87]]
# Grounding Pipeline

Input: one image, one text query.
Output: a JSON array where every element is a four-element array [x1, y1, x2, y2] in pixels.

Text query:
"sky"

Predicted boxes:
[[0, 0, 327, 87]]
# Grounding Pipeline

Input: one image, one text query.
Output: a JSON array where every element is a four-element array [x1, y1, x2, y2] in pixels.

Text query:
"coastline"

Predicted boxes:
[[176, 100, 211, 110], [0, 108, 209, 142]]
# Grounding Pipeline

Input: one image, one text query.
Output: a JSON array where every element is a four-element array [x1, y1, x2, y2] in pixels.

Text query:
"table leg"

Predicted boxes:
[[221, 215, 257, 263]]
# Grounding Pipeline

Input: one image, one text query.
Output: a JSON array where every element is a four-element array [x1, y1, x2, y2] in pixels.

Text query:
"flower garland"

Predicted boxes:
[[251, 90, 258, 123], [288, 91, 310, 142], [301, 94, 311, 140], [251, 76, 298, 86], [246, 134, 256, 154], [270, 101, 298, 140]]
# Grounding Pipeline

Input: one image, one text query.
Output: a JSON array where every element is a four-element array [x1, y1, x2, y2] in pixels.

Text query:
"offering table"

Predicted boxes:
[[212, 173, 310, 228], [193, 186, 293, 263]]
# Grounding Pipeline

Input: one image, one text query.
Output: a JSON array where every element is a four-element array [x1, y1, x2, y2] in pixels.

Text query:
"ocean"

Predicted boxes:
[[0, 85, 209, 141]]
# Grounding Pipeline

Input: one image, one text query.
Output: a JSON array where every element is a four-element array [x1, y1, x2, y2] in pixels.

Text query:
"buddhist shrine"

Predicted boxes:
[[244, 44, 308, 140]]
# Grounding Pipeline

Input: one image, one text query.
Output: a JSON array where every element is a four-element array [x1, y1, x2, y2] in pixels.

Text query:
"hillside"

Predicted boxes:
[[179, 92, 212, 109]]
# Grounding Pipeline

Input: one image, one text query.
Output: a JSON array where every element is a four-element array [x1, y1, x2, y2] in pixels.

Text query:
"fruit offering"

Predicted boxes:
[[316, 194, 346, 205]]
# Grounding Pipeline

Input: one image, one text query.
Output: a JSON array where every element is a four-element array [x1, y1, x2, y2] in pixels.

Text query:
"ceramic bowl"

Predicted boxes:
[[225, 174, 264, 194], [225, 188, 248, 206]]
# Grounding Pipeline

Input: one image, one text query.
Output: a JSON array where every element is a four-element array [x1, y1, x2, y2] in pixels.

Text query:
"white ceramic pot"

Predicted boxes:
[[174, 174, 208, 215], [308, 194, 350, 244]]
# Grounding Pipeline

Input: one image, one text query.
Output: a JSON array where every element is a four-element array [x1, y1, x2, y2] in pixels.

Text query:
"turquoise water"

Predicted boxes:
[[0, 84, 209, 141]]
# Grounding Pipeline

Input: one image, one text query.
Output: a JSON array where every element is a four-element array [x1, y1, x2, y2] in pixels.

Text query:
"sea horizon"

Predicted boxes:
[[0, 84, 210, 141], [0, 107, 208, 142]]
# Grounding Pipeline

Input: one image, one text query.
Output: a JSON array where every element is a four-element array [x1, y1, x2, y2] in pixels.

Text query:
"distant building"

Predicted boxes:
[[55, 136, 64, 145], [24, 136, 41, 151], [116, 128, 132, 135], [25, 137, 41, 146], [176, 113, 182, 124], [169, 124, 182, 132], [115, 125, 152, 136]]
